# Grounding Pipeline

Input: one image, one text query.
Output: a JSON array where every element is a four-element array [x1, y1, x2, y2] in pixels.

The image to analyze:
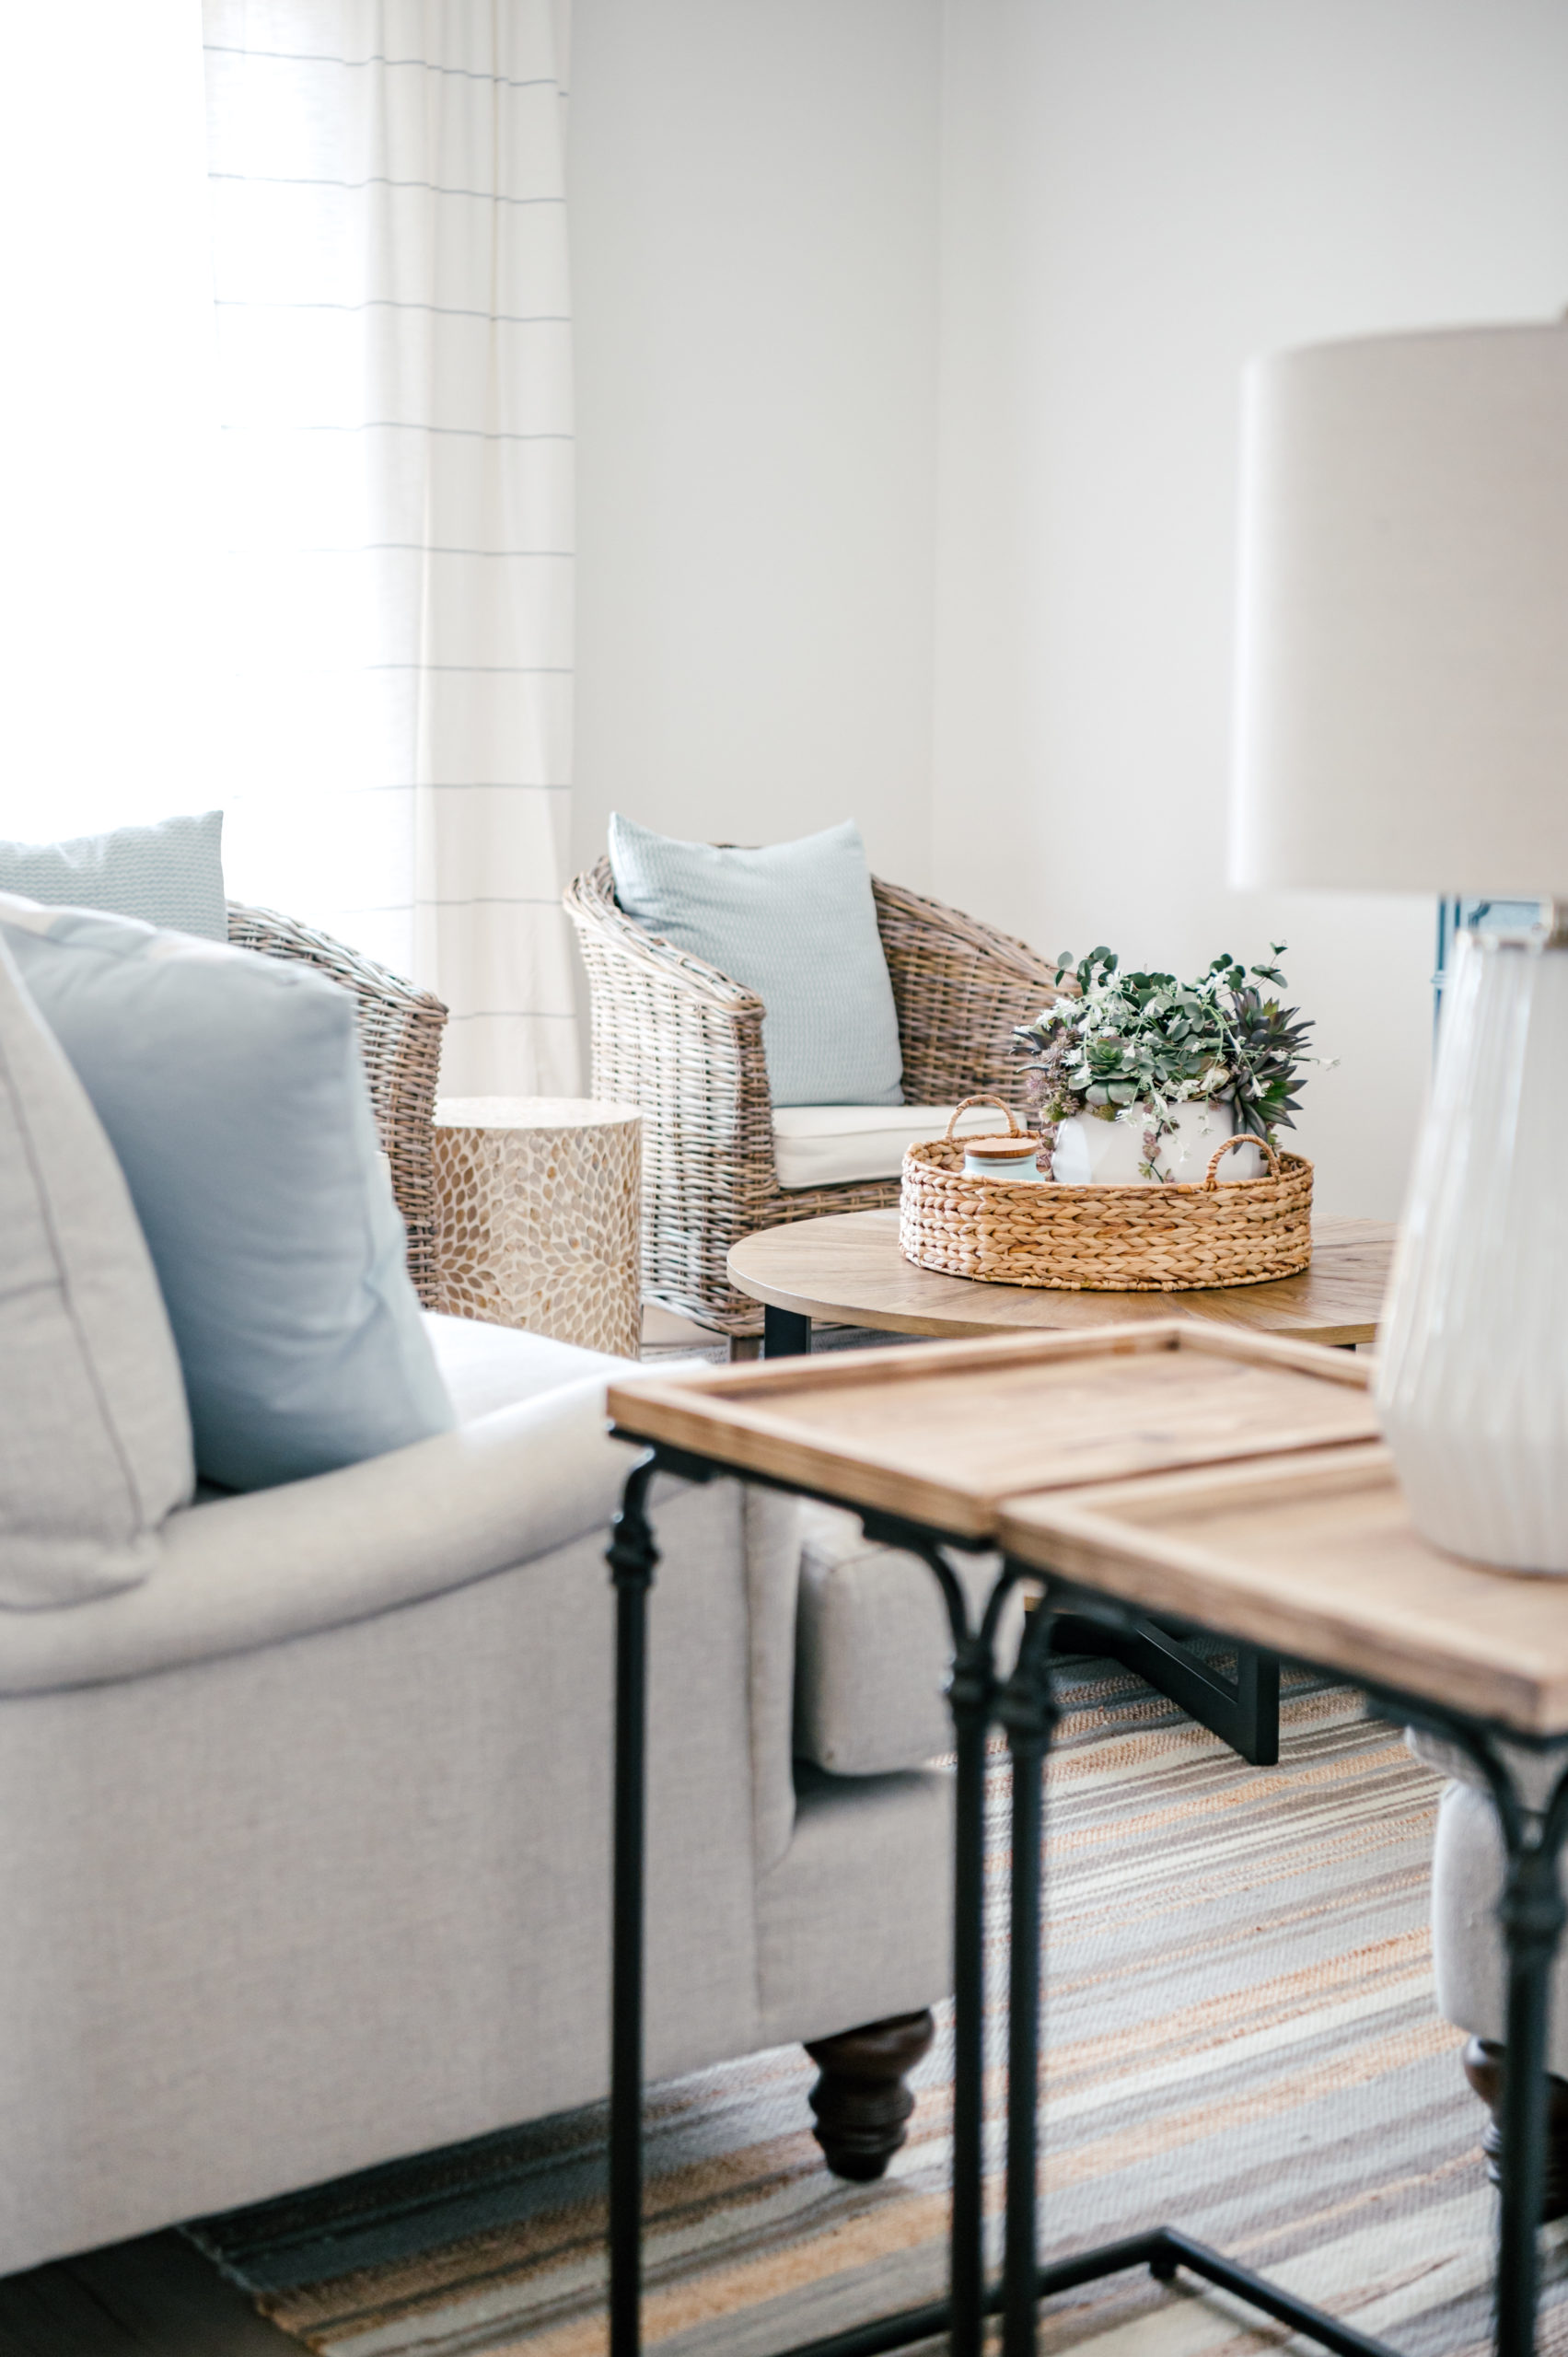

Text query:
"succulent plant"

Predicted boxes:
[[1012, 943, 1325, 1166]]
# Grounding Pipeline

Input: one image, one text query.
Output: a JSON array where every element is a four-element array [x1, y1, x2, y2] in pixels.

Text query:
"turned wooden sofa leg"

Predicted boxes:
[[804, 2010, 936, 2181], [1463, 2037, 1568, 2218]]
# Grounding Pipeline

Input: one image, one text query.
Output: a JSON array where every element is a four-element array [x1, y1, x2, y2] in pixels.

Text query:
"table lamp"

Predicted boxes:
[[1231, 319, 1568, 1573]]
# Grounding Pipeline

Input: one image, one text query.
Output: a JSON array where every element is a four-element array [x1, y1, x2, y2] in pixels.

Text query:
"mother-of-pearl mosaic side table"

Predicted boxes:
[[432, 1097, 642, 1359]]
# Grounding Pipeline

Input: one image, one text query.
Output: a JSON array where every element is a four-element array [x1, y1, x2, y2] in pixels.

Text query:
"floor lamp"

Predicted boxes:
[[1231, 319, 1568, 1572]]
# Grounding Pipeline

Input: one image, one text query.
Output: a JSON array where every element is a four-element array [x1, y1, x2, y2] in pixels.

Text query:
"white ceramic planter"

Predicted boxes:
[[1050, 1099, 1262, 1187]]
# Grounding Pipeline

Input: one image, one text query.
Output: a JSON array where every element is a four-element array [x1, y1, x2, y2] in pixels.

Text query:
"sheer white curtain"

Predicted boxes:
[[204, 0, 580, 1094], [0, 1, 220, 842]]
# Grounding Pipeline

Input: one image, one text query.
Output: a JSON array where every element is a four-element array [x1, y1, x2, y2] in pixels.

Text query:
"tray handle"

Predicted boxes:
[[946, 1095, 1024, 1142], [1204, 1133, 1281, 1188]]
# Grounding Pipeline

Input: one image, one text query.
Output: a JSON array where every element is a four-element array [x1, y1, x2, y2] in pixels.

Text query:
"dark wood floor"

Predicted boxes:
[[0, 2231, 295, 2355]]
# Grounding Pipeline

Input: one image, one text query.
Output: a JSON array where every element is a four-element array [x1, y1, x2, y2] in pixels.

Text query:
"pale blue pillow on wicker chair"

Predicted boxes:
[[0, 811, 227, 939], [0, 893, 452, 1492], [608, 814, 903, 1106]]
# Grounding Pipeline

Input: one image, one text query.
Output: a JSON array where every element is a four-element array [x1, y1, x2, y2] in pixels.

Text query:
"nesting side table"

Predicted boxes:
[[604, 1327, 1568, 2357], [604, 1328, 1391, 2357], [432, 1097, 642, 1358]]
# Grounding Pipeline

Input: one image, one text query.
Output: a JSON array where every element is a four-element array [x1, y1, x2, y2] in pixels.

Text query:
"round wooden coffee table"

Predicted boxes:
[[728, 1208, 1394, 1357], [730, 1206, 1395, 1765]]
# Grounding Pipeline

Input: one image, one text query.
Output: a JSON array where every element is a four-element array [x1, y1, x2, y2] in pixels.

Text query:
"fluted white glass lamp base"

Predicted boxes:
[[1377, 927, 1568, 1573]]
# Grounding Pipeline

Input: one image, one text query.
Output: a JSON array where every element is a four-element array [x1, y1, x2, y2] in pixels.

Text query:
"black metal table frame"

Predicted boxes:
[[760, 1304, 1281, 1767], [607, 1435, 1568, 2357]]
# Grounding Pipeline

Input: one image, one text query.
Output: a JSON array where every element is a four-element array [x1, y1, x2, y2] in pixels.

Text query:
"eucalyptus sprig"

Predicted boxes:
[[1012, 942, 1326, 1155]]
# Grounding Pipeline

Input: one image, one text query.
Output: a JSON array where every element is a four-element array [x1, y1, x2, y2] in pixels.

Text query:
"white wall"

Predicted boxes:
[[569, 0, 1568, 1219], [569, 0, 943, 887], [934, 0, 1568, 1217]]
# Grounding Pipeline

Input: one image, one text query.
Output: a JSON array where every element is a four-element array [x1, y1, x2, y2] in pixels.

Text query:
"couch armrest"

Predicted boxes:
[[1406, 1724, 1560, 1813], [0, 1373, 642, 1696], [0, 1368, 808, 1908]]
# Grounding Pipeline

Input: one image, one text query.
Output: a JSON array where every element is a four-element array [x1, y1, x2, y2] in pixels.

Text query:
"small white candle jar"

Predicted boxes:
[[963, 1134, 1046, 1183]]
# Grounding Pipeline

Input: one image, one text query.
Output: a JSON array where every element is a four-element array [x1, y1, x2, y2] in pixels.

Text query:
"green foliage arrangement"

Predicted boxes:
[[1013, 944, 1325, 1166]]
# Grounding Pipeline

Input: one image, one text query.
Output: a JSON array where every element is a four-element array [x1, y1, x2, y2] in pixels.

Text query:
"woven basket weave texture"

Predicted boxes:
[[226, 901, 448, 1307], [563, 858, 1066, 1335], [900, 1097, 1312, 1292]]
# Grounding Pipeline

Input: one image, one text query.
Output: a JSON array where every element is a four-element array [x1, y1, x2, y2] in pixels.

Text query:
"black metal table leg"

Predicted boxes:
[[889, 1539, 998, 2357], [1492, 1767, 1568, 2357], [764, 1305, 812, 1358], [948, 1631, 990, 2357], [1000, 1605, 1059, 2357], [607, 1457, 660, 2357], [1231, 1645, 1281, 1767], [1051, 1613, 1279, 1765]]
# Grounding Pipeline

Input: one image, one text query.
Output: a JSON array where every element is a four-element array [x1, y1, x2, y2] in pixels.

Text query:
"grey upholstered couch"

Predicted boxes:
[[0, 1313, 955, 2277]]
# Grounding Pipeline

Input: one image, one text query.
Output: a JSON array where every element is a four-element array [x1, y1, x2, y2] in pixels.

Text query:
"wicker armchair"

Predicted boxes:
[[564, 857, 1063, 1336], [226, 901, 448, 1308]]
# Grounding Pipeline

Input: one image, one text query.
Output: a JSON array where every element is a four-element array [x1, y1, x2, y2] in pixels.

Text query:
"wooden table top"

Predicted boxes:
[[1000, 1446, 1568, 1736], [609, 1323, 1379, 1540], [727, 1210, 1394, 1349]]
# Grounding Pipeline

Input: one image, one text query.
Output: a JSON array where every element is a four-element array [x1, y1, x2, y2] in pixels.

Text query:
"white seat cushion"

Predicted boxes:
[[772, 1102, 1012, 1191], [424, 1311, 633, 1424]]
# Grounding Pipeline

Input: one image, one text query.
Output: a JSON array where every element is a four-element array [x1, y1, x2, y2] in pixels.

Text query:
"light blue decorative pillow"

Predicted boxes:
[[0, 893, 454, 1492], [608, 815, 903, 1106], [0, 811, 227, 940]]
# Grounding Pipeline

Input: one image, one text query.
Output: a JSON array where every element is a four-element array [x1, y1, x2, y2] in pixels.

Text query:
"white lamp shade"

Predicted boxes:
[[1231, 322, 1568, 898]]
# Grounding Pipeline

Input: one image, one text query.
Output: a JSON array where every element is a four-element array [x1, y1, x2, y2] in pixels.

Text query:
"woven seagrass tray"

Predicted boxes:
[[900, 1096, 1313, 1292]]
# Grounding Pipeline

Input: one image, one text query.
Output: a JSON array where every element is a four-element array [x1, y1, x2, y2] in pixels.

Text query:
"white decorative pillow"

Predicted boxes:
[[0, 932, 193, 1606]]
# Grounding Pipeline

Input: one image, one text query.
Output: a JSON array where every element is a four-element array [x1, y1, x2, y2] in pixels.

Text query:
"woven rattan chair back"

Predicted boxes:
[[226, 901, 448, 1307], [563, 857, 1063, 1335]]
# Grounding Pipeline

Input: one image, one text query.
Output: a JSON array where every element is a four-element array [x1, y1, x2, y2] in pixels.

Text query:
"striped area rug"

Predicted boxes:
[[189, 1662, 1557, 2357]]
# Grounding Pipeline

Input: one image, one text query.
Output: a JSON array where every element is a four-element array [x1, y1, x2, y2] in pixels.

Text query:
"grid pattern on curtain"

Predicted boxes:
[[203, 0, 580, 1096]]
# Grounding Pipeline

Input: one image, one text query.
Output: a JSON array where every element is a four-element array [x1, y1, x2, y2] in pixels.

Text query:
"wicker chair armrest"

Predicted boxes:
[[226, 900, 447, 1307], [871, 876, 1064, 993], [563, 865, 770, 1128], [871, 875, 1068, 1109], [563, 861, 764, 1017], [226, 900, 447, 1018], [564, 861, 780, 1328]]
